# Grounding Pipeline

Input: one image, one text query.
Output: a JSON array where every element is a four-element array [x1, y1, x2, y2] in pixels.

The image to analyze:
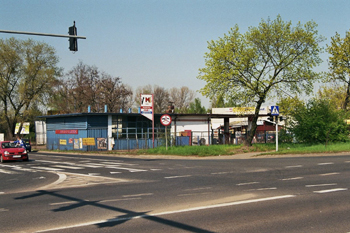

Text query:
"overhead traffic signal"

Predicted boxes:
[[69, 21, 78, 51]]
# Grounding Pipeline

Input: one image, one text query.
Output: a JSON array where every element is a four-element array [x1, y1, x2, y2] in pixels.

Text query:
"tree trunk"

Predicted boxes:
[[343, 82, 350, 110], [244, 99, 264, 147]]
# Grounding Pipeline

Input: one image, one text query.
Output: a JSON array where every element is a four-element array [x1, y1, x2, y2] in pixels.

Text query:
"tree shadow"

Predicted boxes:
[[15, 190, 214, 233]]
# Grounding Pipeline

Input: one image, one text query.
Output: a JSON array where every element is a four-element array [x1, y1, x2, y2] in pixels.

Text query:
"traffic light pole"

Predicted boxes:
[[0, 22, 86, 52], [0, 29, 86, 39]]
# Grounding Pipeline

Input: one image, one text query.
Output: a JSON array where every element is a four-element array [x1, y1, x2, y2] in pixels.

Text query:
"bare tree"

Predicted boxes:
[[169, 86, 195, 112]]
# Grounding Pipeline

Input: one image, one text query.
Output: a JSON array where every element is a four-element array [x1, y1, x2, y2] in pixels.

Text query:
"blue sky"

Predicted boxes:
[[1, 0, 349, 107]]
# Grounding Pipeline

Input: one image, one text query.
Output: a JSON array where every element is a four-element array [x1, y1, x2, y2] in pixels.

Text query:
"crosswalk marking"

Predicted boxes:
[[31, 167, 64, 171], [0, 169, 20, 174], [53, 165, 84, 170]]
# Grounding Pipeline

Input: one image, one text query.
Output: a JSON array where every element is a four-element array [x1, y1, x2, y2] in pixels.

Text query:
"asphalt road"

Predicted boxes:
[[0, 152, 349, 233]]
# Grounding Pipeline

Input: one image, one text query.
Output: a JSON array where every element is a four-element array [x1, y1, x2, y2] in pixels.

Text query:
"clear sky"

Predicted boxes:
[[1, 0, 349, 107]]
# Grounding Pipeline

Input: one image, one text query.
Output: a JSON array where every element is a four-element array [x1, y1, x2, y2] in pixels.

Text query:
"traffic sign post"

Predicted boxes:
[[270, 106, 280, 152], [160, 114, 172, 150]]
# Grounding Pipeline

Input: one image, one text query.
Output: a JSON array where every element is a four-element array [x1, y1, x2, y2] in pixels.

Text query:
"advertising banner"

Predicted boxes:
[[14, 122, 30, 134], [140, 94, 153, 121]]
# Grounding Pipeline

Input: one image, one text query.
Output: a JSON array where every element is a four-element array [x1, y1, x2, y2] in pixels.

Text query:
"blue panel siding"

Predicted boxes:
[[47, 130, 87, 150], [47, 117, 87, 130], [113, 138, 165, 150], [176, 136, 190, 146]]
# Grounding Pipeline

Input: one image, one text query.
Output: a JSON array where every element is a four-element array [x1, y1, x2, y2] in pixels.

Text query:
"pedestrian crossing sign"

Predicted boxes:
[[271, 106, 279, 116]]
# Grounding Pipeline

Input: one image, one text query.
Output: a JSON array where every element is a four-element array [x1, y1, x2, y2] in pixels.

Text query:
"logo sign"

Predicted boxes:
[[140, 94, 153, 121], [270, 106, 279, 116], [160, 114, 172, 126]]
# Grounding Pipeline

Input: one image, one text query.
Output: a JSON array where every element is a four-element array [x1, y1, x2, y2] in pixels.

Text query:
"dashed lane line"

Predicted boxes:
[[280, 177, 304, 181], [305, 183, 337, 188], [122, 193, 153, 198], [236, 182, 260, 186], [164, 175, 192, 179], [285, 165, 303, 168], [317, 162, 334, 166], [319, 172, 340, 176], [313, 188, 348, 194]]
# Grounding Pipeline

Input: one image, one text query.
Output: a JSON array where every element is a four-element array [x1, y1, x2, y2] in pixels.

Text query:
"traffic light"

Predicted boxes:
[[69, 21, 78, 51], [267, 113, 274, 122]]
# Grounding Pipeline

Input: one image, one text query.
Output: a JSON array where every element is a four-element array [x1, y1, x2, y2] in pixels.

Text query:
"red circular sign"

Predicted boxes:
[[160, 114, 172, 126]]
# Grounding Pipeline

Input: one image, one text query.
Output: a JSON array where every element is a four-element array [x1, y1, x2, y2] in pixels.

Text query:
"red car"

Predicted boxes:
[[0, 141, 29, 163]]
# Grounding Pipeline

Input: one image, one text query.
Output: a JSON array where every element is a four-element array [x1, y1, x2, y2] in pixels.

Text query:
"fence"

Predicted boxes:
[[47, 128, 278, 151]]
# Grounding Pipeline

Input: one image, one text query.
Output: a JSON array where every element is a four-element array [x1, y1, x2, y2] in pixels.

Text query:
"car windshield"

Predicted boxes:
[[1, 142, 22, 149]]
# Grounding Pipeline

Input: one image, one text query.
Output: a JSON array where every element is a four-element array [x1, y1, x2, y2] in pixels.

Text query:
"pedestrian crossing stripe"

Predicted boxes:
[[271, 106, 279, 116]]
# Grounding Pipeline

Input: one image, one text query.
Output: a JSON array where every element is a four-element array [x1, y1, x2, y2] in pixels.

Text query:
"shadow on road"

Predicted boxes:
[[15, 190, 214, 232]]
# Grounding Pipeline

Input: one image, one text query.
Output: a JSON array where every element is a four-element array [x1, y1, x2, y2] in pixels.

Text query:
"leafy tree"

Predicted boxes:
[[0, 38, 60, 138], [184, 98, 206, 114], [316, 83, 347, 109], [197, 15, 324, 146], [327, 30, 350, 109], [289, 98, 349, 145]]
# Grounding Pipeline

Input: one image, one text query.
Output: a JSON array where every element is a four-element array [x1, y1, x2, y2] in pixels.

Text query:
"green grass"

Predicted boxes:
[[40, 141, 350, 157], [264, 142, 350, 155], [137, 142, 350, 157], [137, 144, 275, 157]]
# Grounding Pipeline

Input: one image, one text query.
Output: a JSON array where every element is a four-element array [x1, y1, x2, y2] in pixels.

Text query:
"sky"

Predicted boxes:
[[1, 0, 350, 108]]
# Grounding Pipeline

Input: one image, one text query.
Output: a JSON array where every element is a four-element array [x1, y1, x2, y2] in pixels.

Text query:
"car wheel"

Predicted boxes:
[[23, 155, 29, 162]]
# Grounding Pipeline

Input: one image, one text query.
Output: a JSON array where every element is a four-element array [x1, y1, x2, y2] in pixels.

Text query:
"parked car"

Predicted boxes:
[[0, 141, 29, 163], [22, 138, 32, 152]]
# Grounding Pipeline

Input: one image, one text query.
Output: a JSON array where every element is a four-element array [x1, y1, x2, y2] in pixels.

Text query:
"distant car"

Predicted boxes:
[[0, 141, 29, 163], [22, 138, 32, 152]]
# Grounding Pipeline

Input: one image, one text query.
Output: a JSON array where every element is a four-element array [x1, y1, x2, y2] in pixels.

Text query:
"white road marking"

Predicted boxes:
[[317, 162, 334, 166], [236, 182, 259, 186], [53, 165, 84, 170], [31, 167, 64, 171], [285, 165, 303, 168], [88, 173, 100, 176], [12, 167, 37, 172], [0, 169, 20, 174], [105, 166, 147, 172], [184, 187, 212, 191], [100, 162, 137, 166], [305, 183, 337, 188], [319, 172, 340, 176], [0, 208, 9, 212], [164, 175, 192, 179], [178, 192, 211, 197], [99, 197, 141, 203], [280, 177, 303, 181], [150, 169, 162, 171], [313, 188, 348, 194], [345, 161, 350, 163], [246, 187, 277, 191], [35, 195, 295, 233], [50, 201, 81, 206], [122, 193, 153, 198], [211, 171, 232, 175], [0, 192, 4, 195], [110, 172, 121, 174]]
